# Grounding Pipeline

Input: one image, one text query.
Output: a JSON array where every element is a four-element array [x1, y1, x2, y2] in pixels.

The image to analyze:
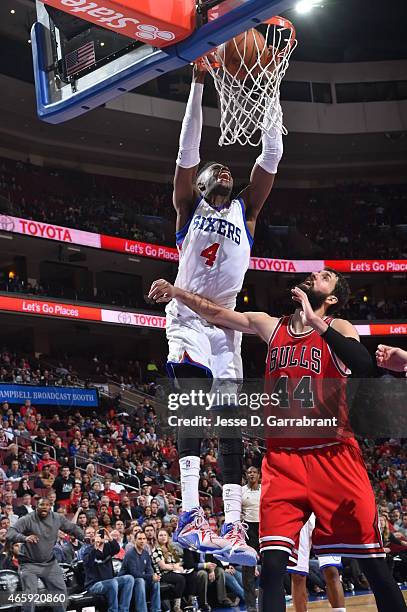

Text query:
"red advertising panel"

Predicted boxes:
[[0, 296, 102, 322], [0, 296, 404, 336], [41, 0, 195, 46], [100, 235, 179, 262]]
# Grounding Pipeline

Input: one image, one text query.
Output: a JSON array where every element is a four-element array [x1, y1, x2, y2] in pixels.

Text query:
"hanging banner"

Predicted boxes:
[[0, 384, 99, 406]]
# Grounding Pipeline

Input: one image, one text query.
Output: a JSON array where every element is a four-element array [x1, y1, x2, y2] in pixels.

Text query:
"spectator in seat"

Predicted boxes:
[[89, 480, 102, 504], [16, 477, 35, 498], [20, 400, 35, 418], [80, 496, 97, 519], [397, 514, 407, 539], [83, 527, 134, 612], [53, 530, 76, 564], [103, 480, 121, 504], [143, 524, 157, 554], [208, 473, 223, 498], [150, 500, 163, 520], [70, 482, 83, 509], [75, 511, 88, 531], [37, 450, 59, 474], [119, 530, 161, 612], [120, 496, 138, 525], [15, 494, 35, 517], [0, 465, 7, 481], [163, 503, 178, 526], [0, 541, 20, 570], [6, 459, 23, 481], [34, 465, 55, 489], [3, 444, 18, 468], [2, 503, 19, 526], [183, 548, 238, 611], [54, 466, 75, 504], [151, 528, 186, 612], [19, 444, 38, 473], [33, 427, 52, 453], [54, 437, 69, 466], [47, 490, 57, 512], [0, 528, 6, 554]]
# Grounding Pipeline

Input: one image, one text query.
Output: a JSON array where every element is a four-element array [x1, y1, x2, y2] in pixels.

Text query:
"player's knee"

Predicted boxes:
[[323, 565, 340, 583], [260, 550, 289, 587], [291, 573, 307, 587]]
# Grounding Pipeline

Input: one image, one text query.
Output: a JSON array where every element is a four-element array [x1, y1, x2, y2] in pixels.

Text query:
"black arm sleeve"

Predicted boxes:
[[321, 325, 375, 376]]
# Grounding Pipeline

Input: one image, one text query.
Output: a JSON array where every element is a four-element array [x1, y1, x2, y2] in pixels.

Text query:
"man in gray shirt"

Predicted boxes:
[[6, 497, 84, 612]]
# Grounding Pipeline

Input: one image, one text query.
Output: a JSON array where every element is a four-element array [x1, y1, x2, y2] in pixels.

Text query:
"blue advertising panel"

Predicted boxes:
[[0, 385, 99, 407]]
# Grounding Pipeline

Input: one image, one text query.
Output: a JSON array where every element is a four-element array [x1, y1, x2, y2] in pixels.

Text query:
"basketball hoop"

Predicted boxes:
[[201, 16, 297, 146]]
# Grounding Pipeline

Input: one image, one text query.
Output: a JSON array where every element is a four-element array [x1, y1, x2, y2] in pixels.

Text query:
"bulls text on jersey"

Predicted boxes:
[[268, 345, 322, 375]]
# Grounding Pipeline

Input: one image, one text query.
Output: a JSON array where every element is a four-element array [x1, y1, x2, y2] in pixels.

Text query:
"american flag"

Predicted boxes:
[[65, 41, 96, 77]]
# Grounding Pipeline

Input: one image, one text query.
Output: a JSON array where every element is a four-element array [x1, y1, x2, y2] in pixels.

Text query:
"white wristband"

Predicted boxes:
[[176, 82, 204, 169]]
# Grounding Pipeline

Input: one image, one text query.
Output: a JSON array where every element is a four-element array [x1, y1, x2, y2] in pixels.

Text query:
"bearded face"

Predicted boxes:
[[293, 276, 330, 311]]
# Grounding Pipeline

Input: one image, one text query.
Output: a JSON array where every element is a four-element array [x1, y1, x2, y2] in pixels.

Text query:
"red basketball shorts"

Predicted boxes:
[[259, 442, 385, 561]]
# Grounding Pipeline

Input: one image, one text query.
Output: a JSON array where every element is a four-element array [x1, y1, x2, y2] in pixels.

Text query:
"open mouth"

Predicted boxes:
[[218, 170, 231, 182]]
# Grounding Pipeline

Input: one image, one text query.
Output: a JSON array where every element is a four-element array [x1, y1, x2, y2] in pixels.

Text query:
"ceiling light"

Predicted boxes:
[[10, 9, 16, 14], [100, 42, 105, 47], [295, 0, 322, 14]]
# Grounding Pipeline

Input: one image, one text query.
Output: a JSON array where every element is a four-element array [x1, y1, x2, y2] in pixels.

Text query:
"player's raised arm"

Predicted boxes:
[[148, 279, 278, 342], [291, 285, 375, 376], [239, 104, 284, 235], [173, 65, 206, 230]]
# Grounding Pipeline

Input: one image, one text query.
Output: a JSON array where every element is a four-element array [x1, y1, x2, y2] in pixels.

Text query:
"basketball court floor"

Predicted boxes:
[[212, 589, 407, 611]]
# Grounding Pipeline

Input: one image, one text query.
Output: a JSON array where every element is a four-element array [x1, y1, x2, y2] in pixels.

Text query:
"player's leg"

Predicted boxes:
[[289, 514, 316, 612], [357, 558, 407, 612], [259, 450, 311, 611], [260, 549, 291, 612], [290, 574, 308, 612], [310, 443, 406, 612], [166, 320, 232, 555], [321, 564, 346, 612], [209, 327, 257, 565]]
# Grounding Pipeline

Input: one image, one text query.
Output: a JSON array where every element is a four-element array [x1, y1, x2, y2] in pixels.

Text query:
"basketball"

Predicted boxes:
[[217, 28, 271, 80]]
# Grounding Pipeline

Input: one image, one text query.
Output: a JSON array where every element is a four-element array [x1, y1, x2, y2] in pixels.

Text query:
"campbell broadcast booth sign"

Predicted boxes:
[[1, 214, 406, 274]]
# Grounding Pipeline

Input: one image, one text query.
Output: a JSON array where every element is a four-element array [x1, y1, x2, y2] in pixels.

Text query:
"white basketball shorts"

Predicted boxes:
[[166, 313, 243, 380], [288, 513, 342, 575]]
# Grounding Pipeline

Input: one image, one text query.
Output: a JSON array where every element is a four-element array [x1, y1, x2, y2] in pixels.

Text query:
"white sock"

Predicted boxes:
[[331, 608, 346, 611], [223, 483, 242, 524], [179, 456, 200, 512]]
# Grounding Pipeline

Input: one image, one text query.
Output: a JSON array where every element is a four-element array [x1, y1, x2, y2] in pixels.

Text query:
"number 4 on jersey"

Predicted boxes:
[[200, 243, 220, 267]]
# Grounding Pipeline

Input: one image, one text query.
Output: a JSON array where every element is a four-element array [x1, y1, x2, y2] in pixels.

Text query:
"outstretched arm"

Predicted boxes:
[[148, 279, 278, 342], [376, 345, 407, 373], [239, 105, 283, 235], [173, 66, 206, 231]]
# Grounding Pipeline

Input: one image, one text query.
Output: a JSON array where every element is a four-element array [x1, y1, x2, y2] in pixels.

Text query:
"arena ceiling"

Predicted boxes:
[[2, 0, 407, 62]]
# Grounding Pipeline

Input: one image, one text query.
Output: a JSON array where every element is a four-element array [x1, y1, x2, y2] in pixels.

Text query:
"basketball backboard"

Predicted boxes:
[[32, 0, 295, 124]]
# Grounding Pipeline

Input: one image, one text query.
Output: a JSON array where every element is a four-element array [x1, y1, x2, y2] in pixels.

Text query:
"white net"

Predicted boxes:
[[202, 16, 297, 147]]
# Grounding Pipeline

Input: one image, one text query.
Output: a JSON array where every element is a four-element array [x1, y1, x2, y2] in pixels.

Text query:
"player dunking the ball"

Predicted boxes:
[[149, 269, 407, 611], [159, 61, 284, 565]]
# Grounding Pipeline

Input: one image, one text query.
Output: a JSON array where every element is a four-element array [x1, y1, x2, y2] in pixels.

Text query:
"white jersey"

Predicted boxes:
[[166, 195, 253, 321]]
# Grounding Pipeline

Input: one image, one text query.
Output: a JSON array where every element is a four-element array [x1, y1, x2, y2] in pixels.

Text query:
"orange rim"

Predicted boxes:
[[264, 15, 297, 52], [195, 15, 296, 65]]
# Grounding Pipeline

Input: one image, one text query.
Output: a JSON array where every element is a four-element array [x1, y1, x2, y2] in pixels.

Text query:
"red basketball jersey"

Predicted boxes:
[[264, 315, 357, 450]]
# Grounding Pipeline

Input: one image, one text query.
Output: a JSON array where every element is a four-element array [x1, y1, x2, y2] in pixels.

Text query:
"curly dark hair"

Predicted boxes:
[[324, 267, 351, 314]]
